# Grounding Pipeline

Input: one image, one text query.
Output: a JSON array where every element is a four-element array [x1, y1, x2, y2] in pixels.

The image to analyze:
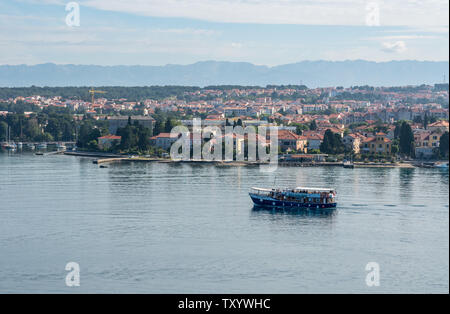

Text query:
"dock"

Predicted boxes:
[[93, 157, 128, 164]]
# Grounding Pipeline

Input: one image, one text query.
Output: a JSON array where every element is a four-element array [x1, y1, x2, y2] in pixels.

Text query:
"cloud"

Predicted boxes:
[[151, 28, 217, 36], [79, 0, 449, 27], [381, 41, 407, 53]]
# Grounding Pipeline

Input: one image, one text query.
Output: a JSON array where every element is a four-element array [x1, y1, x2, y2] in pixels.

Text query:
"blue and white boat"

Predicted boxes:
[[434, 162, 449, 169], [249, 187, 337, 209]]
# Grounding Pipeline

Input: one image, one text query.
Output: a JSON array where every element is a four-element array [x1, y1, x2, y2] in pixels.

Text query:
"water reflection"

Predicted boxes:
[[399, 168, 415, 201], [251, 205, 336, 219]]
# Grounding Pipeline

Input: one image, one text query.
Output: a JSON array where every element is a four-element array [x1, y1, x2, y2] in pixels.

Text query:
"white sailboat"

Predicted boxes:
[[5, 127, 16, 150]]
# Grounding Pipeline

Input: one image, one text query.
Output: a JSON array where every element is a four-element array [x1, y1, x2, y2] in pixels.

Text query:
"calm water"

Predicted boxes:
[[0, 151, 448, 293]]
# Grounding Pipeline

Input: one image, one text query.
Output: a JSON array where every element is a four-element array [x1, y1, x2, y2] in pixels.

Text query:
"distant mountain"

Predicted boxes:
[[0, 60, 448, 87]]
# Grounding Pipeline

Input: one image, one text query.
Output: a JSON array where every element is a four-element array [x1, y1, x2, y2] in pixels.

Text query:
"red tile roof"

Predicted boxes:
[[277, 130, 301, 140]]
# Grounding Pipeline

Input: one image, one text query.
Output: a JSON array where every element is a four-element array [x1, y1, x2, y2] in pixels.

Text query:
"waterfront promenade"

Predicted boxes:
[[62, 150, 422, 168]]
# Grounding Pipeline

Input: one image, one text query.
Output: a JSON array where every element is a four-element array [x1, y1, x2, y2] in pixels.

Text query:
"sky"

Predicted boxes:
[[0, 0, 448, 66]]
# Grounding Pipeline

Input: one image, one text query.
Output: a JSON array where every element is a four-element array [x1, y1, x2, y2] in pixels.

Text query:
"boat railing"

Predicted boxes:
[[250, 188, 273, 196]]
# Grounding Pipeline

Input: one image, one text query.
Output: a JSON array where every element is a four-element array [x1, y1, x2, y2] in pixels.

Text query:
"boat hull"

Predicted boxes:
[[249, 193, 337, 209]]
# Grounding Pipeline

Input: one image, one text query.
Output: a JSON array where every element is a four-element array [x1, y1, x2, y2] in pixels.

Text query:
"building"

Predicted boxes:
[[150, 133, 178, 150], [360, 132, 392, 154], [98, 135, 121, 149], [277, 130, 307, 153], [304, 133, 323, 151], [108, 116, 155, 134], [224, 107, 248, 117], [414, 130, 443, 158], [427, 120, 449, 133]]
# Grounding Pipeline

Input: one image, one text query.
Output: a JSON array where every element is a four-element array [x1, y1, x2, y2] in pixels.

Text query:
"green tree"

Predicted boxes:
[[320, 129, 344, 154], [117, 124, 136, 150], [153, 118, 165, 136], [439, 132, 449, 158], [164, 118, 175, 133], [0, 121, 8, 141], [394, 123, 401, 139], [423, 114, 429, 130], [137, 126, 151, 151], [24, 118, 41, 140], [77, 121, 101, 149], [399, 122, 414, 157], [309, 120, 317, 131], [391, 144, 399, 155]]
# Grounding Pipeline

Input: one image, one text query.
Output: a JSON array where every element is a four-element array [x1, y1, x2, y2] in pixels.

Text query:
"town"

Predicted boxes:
[[0, 84, 448, 164]]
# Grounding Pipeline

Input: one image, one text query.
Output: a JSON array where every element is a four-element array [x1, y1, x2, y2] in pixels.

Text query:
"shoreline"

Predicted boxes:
[[61, 151, 428, 168]]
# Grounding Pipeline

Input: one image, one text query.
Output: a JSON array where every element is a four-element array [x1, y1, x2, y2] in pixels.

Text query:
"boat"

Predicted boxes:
[[36, 143, 47, 150], [434, 162, 449, 169], [343, 161, 354, 168], [57, 143, 67, 150], [5, 142, 17, 150], [3, 126, 16, 150], [249, 187, 337, 209], [27, 143, 35, 150], [17, 142, 23, 149]]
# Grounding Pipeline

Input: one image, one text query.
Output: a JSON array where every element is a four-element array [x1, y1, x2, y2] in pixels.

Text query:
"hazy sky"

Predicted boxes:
[[0, 0, 448, 66]]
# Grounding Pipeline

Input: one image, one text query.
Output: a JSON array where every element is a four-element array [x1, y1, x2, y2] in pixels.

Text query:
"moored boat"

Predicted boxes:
[[343, 161, 354, 168], [4, 142, 17, 150], [36, 143, 47, 150], [249, 187, 337, 209], [434, 162, 449, 169]]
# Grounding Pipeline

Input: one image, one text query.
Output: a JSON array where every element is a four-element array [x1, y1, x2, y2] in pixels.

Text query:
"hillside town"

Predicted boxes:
[[1, 84, 449, 161]]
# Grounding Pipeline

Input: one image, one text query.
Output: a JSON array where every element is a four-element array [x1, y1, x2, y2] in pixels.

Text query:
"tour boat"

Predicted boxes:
[[249, 187, 337, 209]]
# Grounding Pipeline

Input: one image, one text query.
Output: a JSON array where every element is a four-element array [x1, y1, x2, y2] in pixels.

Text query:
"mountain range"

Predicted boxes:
[[0, 60, 448, 87]]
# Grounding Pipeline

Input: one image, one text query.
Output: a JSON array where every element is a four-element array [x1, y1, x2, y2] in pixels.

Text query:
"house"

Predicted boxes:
[[276, 130, 307, 153], [98, 135, 121, 149], [224, 107, 247, 117], [304, 133, 323, 151], [414, 130, 443, 158], [150, 133, 178, 150], [360, 132, 392, 154], [428, 120, 449, 133]]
